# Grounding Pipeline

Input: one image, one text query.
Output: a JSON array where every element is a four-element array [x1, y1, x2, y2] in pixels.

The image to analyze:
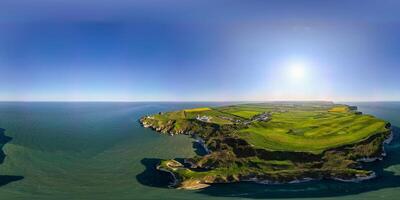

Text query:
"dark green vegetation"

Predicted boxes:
[[140, 102, 392, 189]]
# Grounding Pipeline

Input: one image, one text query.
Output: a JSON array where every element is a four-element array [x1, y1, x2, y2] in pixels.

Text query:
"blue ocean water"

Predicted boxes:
[[0, 102, 398, 200]]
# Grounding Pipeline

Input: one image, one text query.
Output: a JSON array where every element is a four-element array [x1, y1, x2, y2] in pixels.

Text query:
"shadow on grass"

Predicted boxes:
[[0, 128, 24, 187], [137, 126, 400, 198]]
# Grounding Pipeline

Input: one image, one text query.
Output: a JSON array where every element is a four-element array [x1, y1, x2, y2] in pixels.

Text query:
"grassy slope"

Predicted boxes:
[[238, 109, 387, 154]]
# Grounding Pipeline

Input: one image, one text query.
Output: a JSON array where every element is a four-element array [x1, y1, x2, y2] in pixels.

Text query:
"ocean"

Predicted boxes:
[[0, 102, 399, 200]]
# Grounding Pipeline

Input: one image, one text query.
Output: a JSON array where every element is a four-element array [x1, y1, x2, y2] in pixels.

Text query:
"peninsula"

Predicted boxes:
[[140, 102, 392, 190]]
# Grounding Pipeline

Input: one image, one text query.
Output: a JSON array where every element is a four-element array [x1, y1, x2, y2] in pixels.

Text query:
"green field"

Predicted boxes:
[[239, 110, 386, 153]]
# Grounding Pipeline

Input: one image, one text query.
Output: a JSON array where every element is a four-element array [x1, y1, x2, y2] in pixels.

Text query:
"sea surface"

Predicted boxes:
[[0, 102, 399, 200]]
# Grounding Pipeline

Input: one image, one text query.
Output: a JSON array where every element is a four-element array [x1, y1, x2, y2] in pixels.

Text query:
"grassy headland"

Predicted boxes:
[[140, 102, 392, 189]]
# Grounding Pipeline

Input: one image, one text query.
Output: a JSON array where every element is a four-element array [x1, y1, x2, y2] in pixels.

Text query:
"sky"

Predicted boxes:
[[1, 0, 400, 101]]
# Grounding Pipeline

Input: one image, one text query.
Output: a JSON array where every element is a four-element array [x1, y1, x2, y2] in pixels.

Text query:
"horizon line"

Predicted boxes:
[[0, 100, 399, 103]]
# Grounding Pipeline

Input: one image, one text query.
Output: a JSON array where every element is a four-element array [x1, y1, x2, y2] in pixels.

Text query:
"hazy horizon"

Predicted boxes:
[[1, 100, 399, 103], [1, 0, 400, 101]]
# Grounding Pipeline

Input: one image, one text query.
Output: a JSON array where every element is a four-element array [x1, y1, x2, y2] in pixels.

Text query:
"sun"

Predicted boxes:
[[288, 62, 306, 80]]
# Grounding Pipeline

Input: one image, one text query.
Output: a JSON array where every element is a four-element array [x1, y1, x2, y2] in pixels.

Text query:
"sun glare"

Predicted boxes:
[[288, 62, 306, 80]]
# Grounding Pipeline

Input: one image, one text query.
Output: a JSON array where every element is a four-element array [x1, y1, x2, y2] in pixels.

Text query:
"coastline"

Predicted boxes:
[[143, 123, 393, 189], [139, 103, 393, 190]]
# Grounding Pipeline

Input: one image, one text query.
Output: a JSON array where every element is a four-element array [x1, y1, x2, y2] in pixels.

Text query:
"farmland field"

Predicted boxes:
[[235, 104, 387, 153]]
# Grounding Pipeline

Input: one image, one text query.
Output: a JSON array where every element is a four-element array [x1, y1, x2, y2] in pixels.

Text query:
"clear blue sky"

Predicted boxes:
[[1, 0, 400, 101]]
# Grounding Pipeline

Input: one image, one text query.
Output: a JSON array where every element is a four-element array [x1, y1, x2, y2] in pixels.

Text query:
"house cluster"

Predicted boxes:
[[195, 112, 270, 125], [251, 112, 270, 121], [242, 112, 271, 125], [196, 115, 212, 122]]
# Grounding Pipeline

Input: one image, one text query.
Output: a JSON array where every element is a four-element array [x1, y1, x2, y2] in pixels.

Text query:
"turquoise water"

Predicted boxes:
[[0, 102, 399, 200]]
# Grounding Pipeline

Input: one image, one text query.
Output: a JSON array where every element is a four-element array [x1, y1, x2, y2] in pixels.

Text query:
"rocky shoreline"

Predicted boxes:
[[356, 130, 393, 163], [331, 172, 377, 183]]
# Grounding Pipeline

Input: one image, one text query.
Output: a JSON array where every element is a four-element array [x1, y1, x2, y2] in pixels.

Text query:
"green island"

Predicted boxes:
[[140, 102, 393, 190]]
